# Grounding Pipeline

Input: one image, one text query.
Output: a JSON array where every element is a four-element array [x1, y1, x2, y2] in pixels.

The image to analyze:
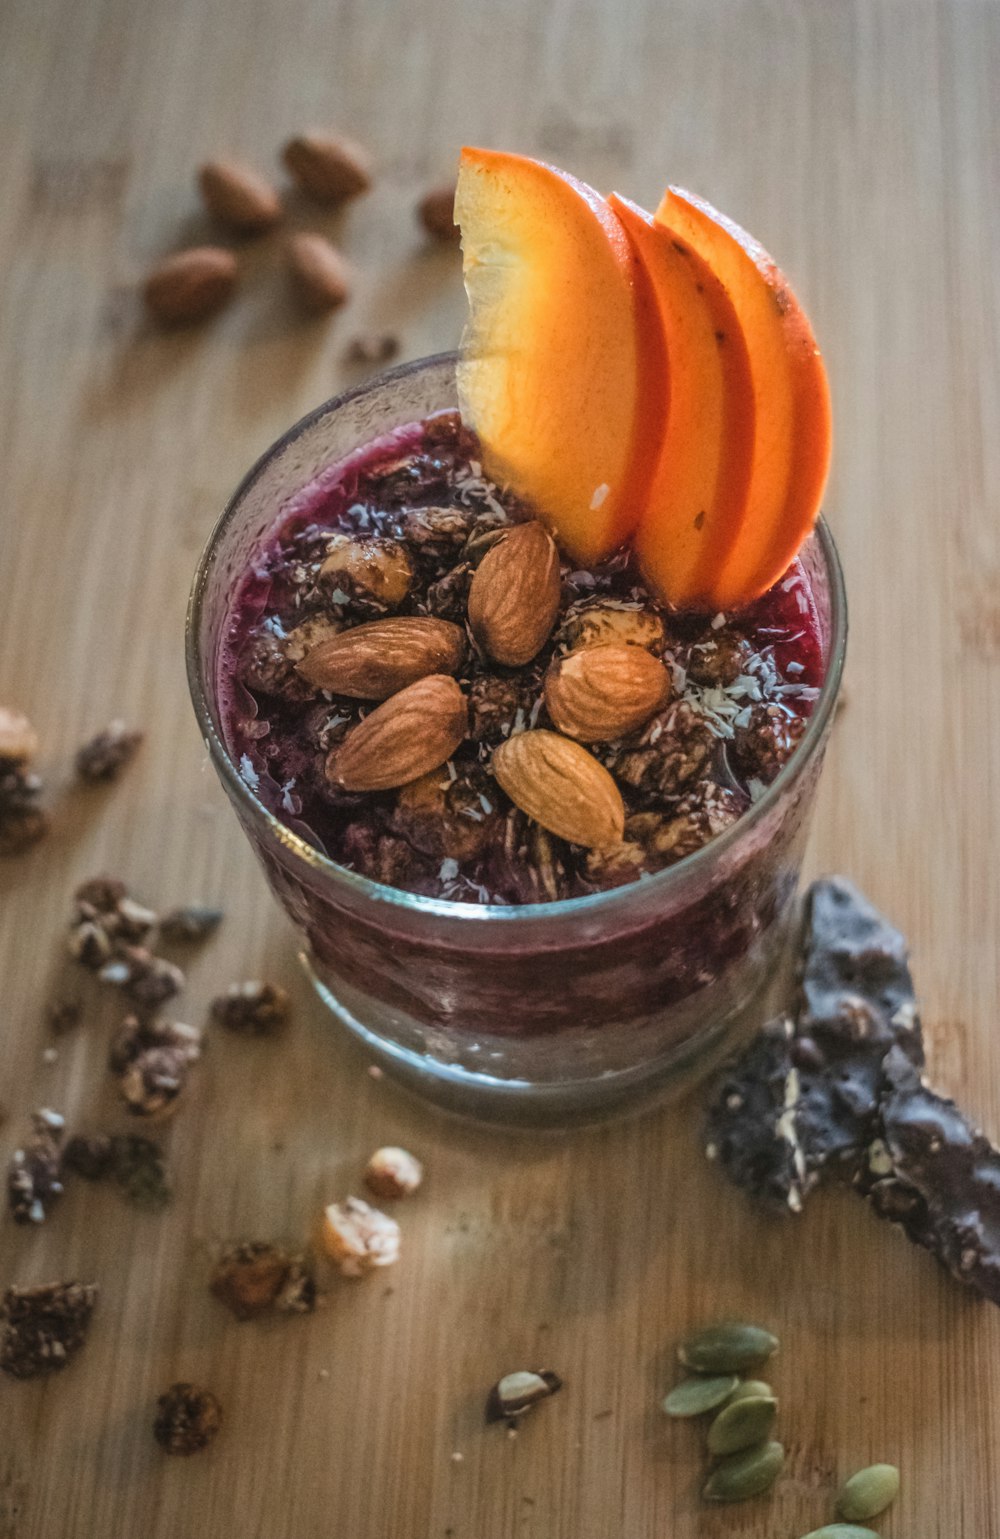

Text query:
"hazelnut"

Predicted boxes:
[[320, 535, 413, 610], [364, 1147, 423, 1200], [321, 1196, 400, 1277]]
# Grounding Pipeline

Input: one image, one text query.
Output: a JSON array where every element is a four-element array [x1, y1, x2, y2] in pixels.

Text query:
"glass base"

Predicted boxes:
[[300, 947, 789, 1129]]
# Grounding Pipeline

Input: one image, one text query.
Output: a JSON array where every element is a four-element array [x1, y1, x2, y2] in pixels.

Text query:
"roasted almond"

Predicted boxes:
[[545, 643, 671, 742], [287, 233, 351, 312], [197, 159, 282, 232], [326, 675, 467, 791], [467, 522, 561, 666], [492, 730, 625, 849], [144, 247, 238, 325], [417, 183, 460, 243], [282, 132, 372, 203], [299, 617, 465, 699]]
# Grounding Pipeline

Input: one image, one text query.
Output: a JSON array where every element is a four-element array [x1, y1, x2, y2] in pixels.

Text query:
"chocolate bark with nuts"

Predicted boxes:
[[705, 877, 925, 1210], [0, 1281, 98, 1379]]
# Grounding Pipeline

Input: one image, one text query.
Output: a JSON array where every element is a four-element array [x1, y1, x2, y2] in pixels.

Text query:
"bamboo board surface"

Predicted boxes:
[[2, 0, 999, 1534]]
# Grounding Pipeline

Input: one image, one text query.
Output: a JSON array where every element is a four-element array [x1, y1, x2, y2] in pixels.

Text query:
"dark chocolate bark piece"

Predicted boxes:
[[860, 1046, 1000, 1304], [705, 876, 924, 1209], [705, 1016, 809, 1212]]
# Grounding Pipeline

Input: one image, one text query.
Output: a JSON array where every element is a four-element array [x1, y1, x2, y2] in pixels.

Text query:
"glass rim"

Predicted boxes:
[[186, 350, 848, 925]]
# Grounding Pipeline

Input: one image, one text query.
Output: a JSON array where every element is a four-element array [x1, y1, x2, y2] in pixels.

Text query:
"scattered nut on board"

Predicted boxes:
[[282, 131, 372, 204], [364, 1146, 423, 1199], [286, 233, 351, 312], [198, 159, 282, 233], [321, 1196, 400, 1276], [417, 183, 460, 243], [144, 247, 238, 325]]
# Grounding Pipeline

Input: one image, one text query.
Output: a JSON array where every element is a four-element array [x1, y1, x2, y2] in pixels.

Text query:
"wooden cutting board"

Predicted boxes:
[[2, 0, 999, 1533]]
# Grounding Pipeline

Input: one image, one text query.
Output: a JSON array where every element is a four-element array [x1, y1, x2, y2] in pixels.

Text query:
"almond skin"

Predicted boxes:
[[198, 160, 282, 232], [144, 247, 237, 324], [492, 730, 625, 849], [467, 522, 561, 666], [417, 183, 460, 243], [298, 617, 466, 700], [287, 233, 351, 311], [326, 675, 467, 791], [545, 643, 671, 742], [282, 132, 372, 203]]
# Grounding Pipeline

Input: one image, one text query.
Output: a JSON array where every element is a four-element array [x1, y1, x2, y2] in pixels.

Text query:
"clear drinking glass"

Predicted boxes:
[[186, 354, 847, 1125]]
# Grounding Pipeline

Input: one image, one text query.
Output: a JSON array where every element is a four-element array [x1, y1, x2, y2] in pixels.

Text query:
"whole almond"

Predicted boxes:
[[144, 247, 237, 325], [545, 643, 671, 742], [287, 233, 351, 311], [468, 522, 561, 666], [282, 132, 372, 203], [298, 617, 465, 699], [198, 159, 282, 232], [492, 730, 625, 849], [326, 675, 467, 791], [417, 183, 460, 243]]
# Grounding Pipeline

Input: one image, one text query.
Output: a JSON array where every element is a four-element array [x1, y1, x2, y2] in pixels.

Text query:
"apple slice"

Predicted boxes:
[[655, 188, 832, 609], [608, 193, 756, 610], [456, 147, 664, 565]]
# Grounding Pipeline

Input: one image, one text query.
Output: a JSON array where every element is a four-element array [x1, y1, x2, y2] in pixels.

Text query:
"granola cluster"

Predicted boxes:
[[226, 414, 823, 904], [0, 1281, 98, 1379], [0, 707, 48, 856]]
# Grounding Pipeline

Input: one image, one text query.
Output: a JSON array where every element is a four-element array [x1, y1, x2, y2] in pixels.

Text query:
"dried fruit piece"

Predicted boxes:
[[154, 1383, 222, 1454], [706, 1393, 778, 1455], [467, 521, 561, 666], [678, 1322, 778, 1374], [198, 159, 281, 232], [75, 720, 144, 781], [7, 1109, 64, 1224], [321, 1196, 400, 1276], [702, 1439, 785, 1503], [486, 1369, 563, 1423], [417, 183, 459, 242], [0, 706, 38, 763], [364, 1147, 423, 1199], [492, 730, 625, 850], [326, 675, 467, 792], [544, 643, 671, 742], [287, 233, 351, 311], [144, 247, 238, 325], [835, 1464, 900, 1522], [298, 617, 465, 700], [282, 131, 371, 203], [662, 1375, 739, 1418], [211, 981, 290, 1036], [0, 1281, 98, 1379]]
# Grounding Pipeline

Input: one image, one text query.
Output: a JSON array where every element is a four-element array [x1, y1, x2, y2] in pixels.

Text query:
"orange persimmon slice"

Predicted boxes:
[[456, 147, 664, 565], [609, 193, 756, 610], [655, 188, 832, 609]]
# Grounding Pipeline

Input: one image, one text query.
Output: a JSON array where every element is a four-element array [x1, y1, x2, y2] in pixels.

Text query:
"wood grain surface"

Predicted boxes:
[[2, 0, 999, 1534]]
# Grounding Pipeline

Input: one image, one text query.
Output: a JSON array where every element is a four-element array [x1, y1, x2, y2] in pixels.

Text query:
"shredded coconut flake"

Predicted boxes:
[[239, 755, 259, 790], [590, 483, 610, 510], [710, 611, 727, 630]]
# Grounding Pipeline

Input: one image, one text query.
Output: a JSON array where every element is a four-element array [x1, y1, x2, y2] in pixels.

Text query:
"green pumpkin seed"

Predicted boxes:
[[800, 1528, 881, 1539], [707, 1394, 778, 1455], [727, 1378, 773, 1403], [702, 1439, 785, 1502], [835, 1464, 900, 1521], [679, 1322, 779, 1374], [662, 1375, 739, 1417]]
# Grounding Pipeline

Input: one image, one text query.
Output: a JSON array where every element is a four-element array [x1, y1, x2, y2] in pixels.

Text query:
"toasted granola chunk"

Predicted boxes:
[[1, 1281, 98, 1379], [211, 981, 291, 1036], [75, 721, 144, 782], [153, 1383, 222, 1454]]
